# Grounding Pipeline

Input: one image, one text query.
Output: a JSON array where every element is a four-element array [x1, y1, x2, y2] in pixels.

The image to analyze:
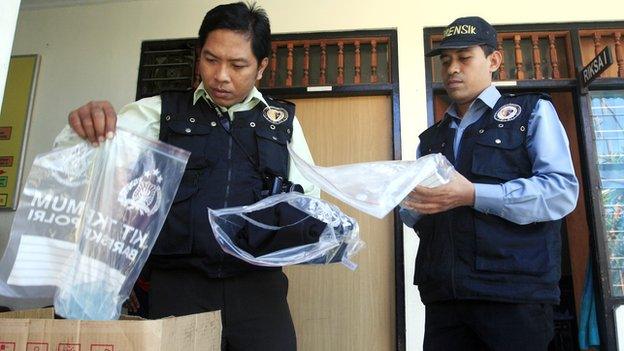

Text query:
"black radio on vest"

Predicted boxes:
[[262, 174, 304, 199]]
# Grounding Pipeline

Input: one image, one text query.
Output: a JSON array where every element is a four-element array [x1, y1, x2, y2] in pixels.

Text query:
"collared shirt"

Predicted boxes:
[[445, 85, 501, 161], [402, 85, 578, 226], [54, 83, 320, 197], [193, 82, 262, 120]]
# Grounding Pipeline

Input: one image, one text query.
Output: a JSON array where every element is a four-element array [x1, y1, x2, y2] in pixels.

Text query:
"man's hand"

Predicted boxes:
[[68, 100, 117, 146], [123, 289, 140, 313], [402, 171, 475, 215]]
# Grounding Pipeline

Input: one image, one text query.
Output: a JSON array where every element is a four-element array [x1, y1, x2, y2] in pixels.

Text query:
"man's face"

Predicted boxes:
[[199, 29, 268, 108], [440, 46, 501, 108]]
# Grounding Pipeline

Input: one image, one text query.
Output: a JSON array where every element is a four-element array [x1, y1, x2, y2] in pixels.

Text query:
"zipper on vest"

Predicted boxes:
[[216, 135, 235, 278], [223, 136, 233, 208]]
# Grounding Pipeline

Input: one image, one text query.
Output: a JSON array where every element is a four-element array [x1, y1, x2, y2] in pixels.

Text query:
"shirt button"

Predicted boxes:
[[494, 139, 502, 144], [478, 129, 484, 134], [520, 125, 526, 132], [210, 121, 217, 127], [185, 128, 191, 133], [498, 123, 504, 128], [165, 115, 171, 121], [441, 142, 446, 147], [189, 117, 196, 123], [270, 125, 276, 130], [250, 122, 256, 127]]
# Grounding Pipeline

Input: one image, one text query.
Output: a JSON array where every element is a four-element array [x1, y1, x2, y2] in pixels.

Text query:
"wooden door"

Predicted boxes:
[[284, 95, 395, 351], [550, 92, 591, 313], [432, 92, 591, 314]]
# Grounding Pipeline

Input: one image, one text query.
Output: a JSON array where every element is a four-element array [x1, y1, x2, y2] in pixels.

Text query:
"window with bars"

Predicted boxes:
[[135, 38, 199, 100], [590, 90, 624, 296]]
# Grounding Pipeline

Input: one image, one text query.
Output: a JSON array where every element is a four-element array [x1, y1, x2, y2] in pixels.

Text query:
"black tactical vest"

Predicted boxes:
[[415, 93, 562, 304], [149, 90, 295, 277]]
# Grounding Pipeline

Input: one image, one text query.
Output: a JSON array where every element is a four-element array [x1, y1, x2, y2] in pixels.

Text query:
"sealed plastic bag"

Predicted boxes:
[[288, 143, 454, 219], [208, 192, 363, 270], [0, 128, 189, 320]]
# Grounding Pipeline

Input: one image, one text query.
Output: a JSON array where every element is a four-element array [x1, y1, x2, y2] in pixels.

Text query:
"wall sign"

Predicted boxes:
[[0, 55, 39, 210], [580, 47, 613, 87]]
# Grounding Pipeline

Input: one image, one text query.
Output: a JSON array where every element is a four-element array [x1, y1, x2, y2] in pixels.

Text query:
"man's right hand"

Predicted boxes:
[[68, 100, 117, 146], [124, 289, 141, 313]]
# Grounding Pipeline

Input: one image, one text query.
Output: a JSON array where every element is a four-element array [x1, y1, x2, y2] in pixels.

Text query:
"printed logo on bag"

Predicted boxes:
[[51, 147, 90, 187], [262, 106, 289, 124], [494, 103, 522, 122], [117, 169, 163, 216], [0, 342, 16, 351], [57, 344, 79, 351], [26, 342, 49, 351]]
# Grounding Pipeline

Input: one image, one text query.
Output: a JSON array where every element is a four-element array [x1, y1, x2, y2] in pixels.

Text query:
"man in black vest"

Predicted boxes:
[[401, 17, 579, 350], [56, 2, 319, 350]]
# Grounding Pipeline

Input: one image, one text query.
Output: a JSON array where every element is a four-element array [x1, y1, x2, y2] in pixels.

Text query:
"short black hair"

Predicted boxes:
[[197, 2, 271, 63], [480, 44, 495, 57]]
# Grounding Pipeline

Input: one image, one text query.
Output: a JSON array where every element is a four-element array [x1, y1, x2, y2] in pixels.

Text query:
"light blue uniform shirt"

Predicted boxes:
[[402, 85, 579, 226]]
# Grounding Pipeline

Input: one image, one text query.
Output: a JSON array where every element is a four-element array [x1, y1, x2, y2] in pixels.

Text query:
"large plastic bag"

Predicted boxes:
[[0, 128, 189, 320], [208, 192, 363, 270], [287, 143, 454, 219]]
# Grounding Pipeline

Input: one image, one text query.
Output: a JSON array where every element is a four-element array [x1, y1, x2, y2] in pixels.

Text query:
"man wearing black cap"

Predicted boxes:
[[401, 16, 579, 350]]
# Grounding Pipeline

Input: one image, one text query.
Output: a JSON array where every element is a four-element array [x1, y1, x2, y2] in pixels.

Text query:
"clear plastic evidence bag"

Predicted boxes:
[[209, 192, 363, 270], [0, 128, 189, 320], [287, 144, 454, 219], [207, 145, 454, 271]]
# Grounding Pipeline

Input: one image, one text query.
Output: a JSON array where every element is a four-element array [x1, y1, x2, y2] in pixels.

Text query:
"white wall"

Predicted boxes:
[[0, 0, 22, 108], [4, 0, 624, 349]]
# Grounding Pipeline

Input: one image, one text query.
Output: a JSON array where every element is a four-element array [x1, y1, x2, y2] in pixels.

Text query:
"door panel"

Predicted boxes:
[[550, 92, 591, 313], [285, 95, 395, 351], [432, 92, 589, 314]]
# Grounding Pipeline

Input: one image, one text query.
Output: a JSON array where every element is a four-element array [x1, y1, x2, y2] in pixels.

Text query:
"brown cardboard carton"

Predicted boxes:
[[0, 308, 221, 350]]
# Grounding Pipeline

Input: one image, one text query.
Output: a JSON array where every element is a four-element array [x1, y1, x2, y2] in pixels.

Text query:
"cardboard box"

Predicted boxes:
[[0, 308, 221, 350]]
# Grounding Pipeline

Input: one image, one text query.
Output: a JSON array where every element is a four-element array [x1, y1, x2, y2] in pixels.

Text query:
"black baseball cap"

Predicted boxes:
[[426, 16, 497, 57]]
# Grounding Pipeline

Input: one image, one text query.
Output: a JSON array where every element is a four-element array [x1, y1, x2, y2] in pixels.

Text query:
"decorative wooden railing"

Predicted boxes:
[[496, 31, 574, 80], [579, 29, 624, 78], [430, 31, 574, 82], [431, 28, 624, 83], [136, 35, 393, 99], [136, 28, 624, 99], [259, 36, 391, 89]]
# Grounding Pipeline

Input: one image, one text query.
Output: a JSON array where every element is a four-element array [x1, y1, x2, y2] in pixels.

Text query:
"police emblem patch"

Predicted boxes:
[[494, 103, 522, 122], [118, 168, 163, 216], [263, 106, 289, 124]]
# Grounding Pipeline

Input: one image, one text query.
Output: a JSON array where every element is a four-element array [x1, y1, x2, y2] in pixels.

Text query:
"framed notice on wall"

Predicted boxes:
[[0, 55, 40, 210]]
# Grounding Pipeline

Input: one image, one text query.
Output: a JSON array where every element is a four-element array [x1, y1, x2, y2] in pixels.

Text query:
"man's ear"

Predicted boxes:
[[257, 57, 269, 80], [488, 50, 502, 73]]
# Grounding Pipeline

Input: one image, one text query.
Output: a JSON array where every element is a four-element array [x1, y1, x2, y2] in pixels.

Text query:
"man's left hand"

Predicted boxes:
[[402, 171, 475, 215]]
